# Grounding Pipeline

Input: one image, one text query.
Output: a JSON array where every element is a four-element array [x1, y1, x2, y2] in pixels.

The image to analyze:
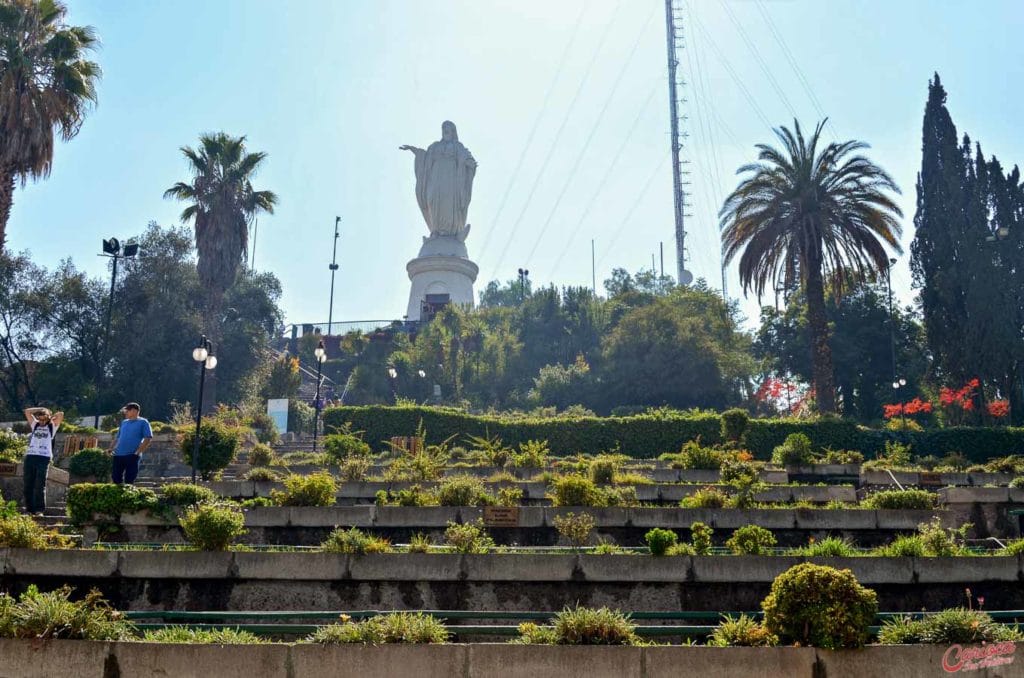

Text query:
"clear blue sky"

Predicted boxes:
[[8, 0, 1024, 328]]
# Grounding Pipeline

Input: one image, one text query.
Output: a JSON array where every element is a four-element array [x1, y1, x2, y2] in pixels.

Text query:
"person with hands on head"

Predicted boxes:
[[22, 407, 64, 515], [108, 402, 152, 485]]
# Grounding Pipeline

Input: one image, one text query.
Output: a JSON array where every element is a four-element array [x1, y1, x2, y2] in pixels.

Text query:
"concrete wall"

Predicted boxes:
[[106, 506, 942, 548], [203, 480, 855, 505], [0, 463, 69, 506], [1, 639, 1021, 678], [3, 549, 1023, 612]]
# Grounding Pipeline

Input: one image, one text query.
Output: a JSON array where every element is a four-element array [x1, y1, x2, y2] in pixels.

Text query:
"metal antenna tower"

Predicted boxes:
[[664, 0, 693, 286]]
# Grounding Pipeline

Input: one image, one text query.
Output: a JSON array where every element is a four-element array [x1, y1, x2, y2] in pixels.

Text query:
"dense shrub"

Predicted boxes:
[[863, 489, 936, 510], [821, 449, 865, 465], [873, 535, 926, 557], [549, 606, 640, 645], [690, 521, 713, 555], [511, 439, 551, 469], [321, 527, 391, 554], [720, 408, 750, 443], [999, 539, 1024, 556], [645, 528, 678, 556], [143, 627, 266, 644], [0, 429, 27, 463], [916, 609, 1022, 644], [0, 586, 135, 640], [588, 456, 618, 484], [795, 536, 857, 558], [876, 615, 927, 645], [553, 512, 595, 549], [549, 475, 605, 507], [444, 519, 494, 554], [434, 475, 494, 506], [244, 467, 280, 482], [761, 563, 878, 649], [708, 614, 778, 647], [311, 612, 449, 644], [288, 399, 315, 435], [339, 456, 371, 482], [247, 412, 279, 444], [180, 502, 246, 550], [918, 517, 970, 557], [0, 514, 69, 549], [271, 472, 337, 507], [675, 440, 723, 470], [247, 443, 275, 467], [726, 525, 777, 555], [160, 482, 216, 507], [323, 433, 372, 465], [66, 483, 159, 524], [67, 448, 112, 479], [680, 486, 729, 509], [324, 405, 1024, 461], [180, 420, 242, 480], [771, 433, 814, 467]]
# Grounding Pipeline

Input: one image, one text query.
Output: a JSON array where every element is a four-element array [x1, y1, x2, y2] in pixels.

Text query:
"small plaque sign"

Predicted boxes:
[[919, 472, 943, 486], [483, 506, 519, 527], [0, 462, 17, 476]]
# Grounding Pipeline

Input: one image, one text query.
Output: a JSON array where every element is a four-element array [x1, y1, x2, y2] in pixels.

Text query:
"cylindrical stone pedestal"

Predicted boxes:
[[405, 235, 478, 321]]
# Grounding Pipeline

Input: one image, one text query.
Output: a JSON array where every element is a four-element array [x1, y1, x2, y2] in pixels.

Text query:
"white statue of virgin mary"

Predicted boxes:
[[400, 121, 477, 241]]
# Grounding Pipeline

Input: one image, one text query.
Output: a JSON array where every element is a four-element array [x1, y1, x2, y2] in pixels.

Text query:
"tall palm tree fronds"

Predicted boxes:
[[164, 132, 277, 312], [0, 0, 101, 248], [719, 120, 902, 413]]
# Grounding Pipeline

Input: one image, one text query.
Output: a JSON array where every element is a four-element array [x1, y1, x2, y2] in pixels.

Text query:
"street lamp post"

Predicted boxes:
[[190, 336, 217, 484], [517, 268, 530, 303], [94, 237, 139, 426], [885, 257, 899, 388], [312, 340, 327, 452], [892, 376, 907, 428]]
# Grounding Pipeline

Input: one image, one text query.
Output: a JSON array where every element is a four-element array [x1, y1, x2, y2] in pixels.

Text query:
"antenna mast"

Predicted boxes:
[[664, 0, 692, 286]]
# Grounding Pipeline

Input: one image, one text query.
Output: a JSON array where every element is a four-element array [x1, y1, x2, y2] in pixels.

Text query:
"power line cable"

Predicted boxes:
[[595, 151, 671, 270], [753, 0, 839, 139], [476, 2, 588, 257], [684, 2, 775, 134], [544, 78, 662, 279], [719, 0, 799, 120], [516, 4, 659, 278], [483, 0, 624, 281]]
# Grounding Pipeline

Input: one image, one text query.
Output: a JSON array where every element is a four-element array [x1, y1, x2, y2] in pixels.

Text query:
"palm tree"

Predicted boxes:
[[164, 133, 277, 317], [0, 0, 100, 249], [720, 120, 902, 413]]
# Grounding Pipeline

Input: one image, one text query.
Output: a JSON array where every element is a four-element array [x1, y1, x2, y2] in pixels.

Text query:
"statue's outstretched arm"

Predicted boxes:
[[399, 145, 425, 155]]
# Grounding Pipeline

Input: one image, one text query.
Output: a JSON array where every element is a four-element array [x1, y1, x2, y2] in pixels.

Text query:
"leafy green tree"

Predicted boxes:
[[755, 281, 928, 421], [0, 0, 100, 248], [720, 120, 902, 412], [597, 284, 753, 411], [911, 75, 1024, 421]]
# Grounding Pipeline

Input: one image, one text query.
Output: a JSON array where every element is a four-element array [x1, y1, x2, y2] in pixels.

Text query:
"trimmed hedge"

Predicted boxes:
[[321, 405, 1024, 461]]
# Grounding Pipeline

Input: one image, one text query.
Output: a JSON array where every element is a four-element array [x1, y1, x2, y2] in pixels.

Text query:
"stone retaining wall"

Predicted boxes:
[[3, 549, 1021, 611], [0, 639, 1020, 678], [103, 506, 942, 547]]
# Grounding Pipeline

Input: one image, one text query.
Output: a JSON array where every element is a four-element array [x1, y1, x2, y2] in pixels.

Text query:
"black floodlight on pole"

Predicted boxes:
[[94, 237, 139, 426], [190, 335, 216, 484]]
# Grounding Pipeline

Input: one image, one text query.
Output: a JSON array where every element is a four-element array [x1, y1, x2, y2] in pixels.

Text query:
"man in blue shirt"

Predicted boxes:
[[108, 402, 153, 484]]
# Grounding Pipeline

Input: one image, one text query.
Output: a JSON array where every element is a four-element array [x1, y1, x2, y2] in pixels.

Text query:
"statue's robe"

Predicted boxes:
[[413, 139, 476, 239]]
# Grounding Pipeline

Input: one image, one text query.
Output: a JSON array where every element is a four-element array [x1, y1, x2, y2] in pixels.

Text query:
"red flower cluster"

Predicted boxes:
[[939, 378, 980, 410], [987, 399, 1010, 418], [754, 377, 796, 402], [883, 397, 933, 419]]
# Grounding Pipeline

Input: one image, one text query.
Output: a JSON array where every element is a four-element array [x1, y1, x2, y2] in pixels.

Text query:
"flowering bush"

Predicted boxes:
[[987, 399, 1010, 420]]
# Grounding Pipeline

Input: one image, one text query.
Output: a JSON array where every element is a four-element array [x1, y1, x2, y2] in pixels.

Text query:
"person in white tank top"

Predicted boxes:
[[22, 408, 64, 514]]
